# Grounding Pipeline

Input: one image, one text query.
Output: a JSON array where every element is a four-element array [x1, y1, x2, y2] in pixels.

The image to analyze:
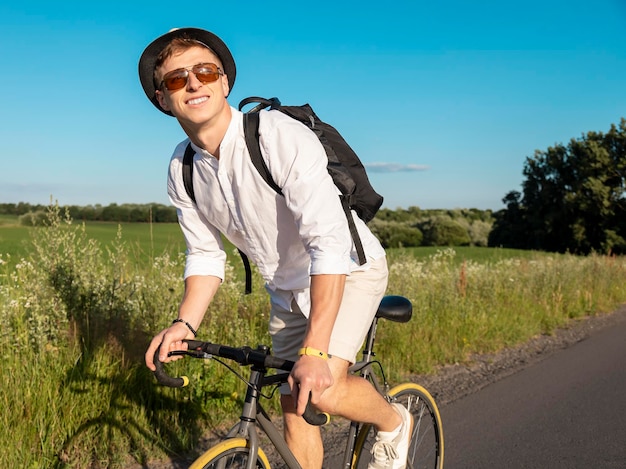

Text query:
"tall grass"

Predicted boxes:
[[0, 205, 270, 467], [1, 204, 626, 467], [380, 248, 626, 378]]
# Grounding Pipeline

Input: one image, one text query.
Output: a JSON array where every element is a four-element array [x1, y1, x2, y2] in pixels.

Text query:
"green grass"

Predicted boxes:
[[2, 218, 545, 273], [389, 245, 549, 264], [0, 213, 19, 225], [0, 220, 257, 273], [0, 225, 29, 260], [2, 206, 626, 468], [0, 220, 187, 269], [83, 221, 186, 263]]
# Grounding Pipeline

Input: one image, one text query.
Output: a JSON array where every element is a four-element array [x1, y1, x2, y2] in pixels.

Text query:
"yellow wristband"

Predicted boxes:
[[298, 347, 330, 360]]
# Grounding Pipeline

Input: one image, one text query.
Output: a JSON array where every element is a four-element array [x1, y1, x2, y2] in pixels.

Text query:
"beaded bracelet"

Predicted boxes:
[[172, 318, 197, 337]]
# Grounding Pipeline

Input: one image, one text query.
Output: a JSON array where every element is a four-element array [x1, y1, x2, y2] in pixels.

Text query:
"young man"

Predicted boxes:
[[139, 28, 412, 468]]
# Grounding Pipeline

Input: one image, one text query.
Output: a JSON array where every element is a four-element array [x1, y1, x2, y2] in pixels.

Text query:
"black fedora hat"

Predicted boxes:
[[138, 27, 236, 115]]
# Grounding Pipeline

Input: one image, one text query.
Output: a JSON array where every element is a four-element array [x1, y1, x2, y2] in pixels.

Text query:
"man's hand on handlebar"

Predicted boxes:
[[288, 355, 334, 417], [145, 324, 194, 371]]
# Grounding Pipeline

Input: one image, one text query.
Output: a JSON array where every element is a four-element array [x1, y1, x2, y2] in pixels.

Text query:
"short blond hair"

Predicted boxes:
[[153, 37, 221, 88]]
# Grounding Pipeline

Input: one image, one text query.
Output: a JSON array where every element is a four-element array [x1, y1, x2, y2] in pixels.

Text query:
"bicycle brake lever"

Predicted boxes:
[[168, 350, 211, 359]]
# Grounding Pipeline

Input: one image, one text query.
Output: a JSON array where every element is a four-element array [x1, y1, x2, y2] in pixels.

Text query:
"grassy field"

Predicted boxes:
[[388, 244, 548, 264], [1, 217, 540, 278], [0, 217, 187, 268], [1, 216, 540, 269], [0, 215, 27, 259], [2, 207, 626, 468]]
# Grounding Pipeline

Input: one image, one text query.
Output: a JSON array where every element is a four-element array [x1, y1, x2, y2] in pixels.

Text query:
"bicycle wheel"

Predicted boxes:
[[189, 437, 272, 469], [352, 383, 444, 469]]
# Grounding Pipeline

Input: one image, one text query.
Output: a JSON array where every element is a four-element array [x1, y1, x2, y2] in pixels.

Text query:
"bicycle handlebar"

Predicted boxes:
[[152, 341, 330, 426]]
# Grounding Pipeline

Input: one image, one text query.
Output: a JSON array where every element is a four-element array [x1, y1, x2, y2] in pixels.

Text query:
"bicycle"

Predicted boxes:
[[154, 295, 444, 468]]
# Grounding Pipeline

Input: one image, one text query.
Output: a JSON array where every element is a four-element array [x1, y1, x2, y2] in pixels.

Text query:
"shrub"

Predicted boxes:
[[420, 217, 471, 246], [18, 210, 47, 226], [368, 219, 423, 248]]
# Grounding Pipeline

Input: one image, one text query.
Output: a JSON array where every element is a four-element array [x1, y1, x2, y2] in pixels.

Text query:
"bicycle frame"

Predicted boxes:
[[223, 365, 302, 468], [156, 295, 422, 469], [217, 316, 389, 469]]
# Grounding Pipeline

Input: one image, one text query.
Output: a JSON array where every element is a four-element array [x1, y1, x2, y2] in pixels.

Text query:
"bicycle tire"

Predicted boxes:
[[189, 437, 272, 469], [352, 383, 444, 469]]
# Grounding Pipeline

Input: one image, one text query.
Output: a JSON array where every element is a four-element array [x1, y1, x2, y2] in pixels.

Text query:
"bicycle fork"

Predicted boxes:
[[227, 365, 303, 469], [224, 366, 263, 469]]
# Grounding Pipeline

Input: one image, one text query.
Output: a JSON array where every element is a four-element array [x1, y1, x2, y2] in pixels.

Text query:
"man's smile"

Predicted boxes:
[[187, 96, 209, 106]]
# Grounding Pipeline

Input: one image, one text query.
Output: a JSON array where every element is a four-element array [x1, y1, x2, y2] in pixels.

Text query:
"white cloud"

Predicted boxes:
[[365, 162, 430, 173]]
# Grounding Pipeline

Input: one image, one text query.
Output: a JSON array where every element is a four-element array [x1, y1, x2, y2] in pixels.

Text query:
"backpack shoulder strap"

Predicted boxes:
[[238, 112, 282, 295], [340, 196, 367, 265], [239, 250, 253, 295], [182, 143, 196, 204], [243, 112, 283, 195]]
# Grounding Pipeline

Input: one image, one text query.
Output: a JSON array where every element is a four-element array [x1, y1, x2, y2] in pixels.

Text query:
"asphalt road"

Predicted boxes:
[[440, 312, 626, 468]]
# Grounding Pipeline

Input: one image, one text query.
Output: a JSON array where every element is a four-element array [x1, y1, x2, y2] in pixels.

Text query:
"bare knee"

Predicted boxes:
[[281, 394, 324, 468], [281, 394, 322, 430], [314, 374, 350, 415], [306, 359, 354, 415]]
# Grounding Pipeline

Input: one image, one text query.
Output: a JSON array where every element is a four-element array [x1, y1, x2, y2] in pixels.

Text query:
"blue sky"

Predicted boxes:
[[1, 0, 624, 211]]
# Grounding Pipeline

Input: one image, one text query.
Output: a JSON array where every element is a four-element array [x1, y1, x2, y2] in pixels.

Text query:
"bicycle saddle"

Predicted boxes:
[[376, 295, 413, 323]]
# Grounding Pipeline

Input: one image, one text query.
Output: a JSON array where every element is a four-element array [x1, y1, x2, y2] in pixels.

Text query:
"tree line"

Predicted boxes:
[[0, 202, 178, 224], [489, 118, 626, 255]]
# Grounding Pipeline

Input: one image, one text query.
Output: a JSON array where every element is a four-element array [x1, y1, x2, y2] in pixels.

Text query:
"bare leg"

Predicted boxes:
[[318, 357, 402, 431], [281, 394, 324, 469], [281, 357, 402, 468]]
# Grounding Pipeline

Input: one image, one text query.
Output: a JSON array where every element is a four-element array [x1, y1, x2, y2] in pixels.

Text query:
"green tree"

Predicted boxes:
[[489, 191, 528, 249], [152, 204, 178, 223], [490, 118, 626, 254]]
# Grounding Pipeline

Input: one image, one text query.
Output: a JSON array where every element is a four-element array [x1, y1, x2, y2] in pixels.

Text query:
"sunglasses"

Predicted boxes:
[[160, 63, 223, 91]]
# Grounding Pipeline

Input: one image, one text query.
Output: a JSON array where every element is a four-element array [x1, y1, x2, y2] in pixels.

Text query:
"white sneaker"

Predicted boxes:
[[368, 403, 413, 469]]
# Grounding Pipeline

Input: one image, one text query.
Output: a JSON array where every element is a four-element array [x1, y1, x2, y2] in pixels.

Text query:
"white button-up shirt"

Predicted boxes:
[[167, 107, 385, 313]]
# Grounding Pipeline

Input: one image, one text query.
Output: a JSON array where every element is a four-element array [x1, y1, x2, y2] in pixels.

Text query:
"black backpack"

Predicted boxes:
[[182, 96, 383, 293]]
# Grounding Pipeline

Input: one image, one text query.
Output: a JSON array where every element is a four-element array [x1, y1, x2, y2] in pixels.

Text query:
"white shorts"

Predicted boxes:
[[268, 257, 389, 367]]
